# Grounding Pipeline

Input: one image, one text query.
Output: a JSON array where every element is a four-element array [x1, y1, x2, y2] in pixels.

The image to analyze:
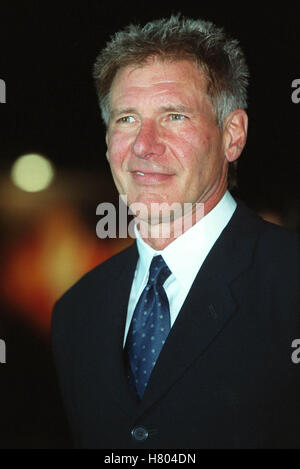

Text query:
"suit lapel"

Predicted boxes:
[[104, 243, 142, 414], [85, 243, 140, 416]]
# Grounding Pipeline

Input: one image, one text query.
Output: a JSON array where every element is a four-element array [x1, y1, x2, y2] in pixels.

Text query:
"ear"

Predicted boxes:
[[222, 109, 248, 163]]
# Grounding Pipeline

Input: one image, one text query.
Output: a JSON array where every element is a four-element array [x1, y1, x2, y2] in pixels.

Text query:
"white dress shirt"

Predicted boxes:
[[123, 190, 237, 347]]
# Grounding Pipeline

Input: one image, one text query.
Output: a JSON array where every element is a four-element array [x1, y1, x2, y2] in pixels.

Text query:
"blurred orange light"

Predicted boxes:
[[1, 205, 132, 339]]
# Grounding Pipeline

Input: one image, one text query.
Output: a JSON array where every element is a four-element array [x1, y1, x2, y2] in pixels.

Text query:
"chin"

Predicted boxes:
[[131, 199, 183, 225], [128, 193, 165, 208]]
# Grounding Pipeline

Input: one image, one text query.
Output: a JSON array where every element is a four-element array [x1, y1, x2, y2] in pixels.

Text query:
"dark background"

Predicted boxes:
[[0, 1, 299, 448]]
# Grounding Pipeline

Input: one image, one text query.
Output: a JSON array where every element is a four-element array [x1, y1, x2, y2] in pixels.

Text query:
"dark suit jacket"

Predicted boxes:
[[51, 199, 300, 448]]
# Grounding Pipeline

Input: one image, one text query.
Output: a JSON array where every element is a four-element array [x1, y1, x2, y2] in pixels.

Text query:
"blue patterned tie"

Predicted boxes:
[[125, 255, 172, 399]]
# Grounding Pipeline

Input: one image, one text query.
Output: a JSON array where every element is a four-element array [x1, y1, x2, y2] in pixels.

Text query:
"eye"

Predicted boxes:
[[169, 114, 186, 121], [117, 116, 136, 124]]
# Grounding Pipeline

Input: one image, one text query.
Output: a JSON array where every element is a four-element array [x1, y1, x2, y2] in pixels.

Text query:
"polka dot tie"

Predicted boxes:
[[125, 255, 172, 400]]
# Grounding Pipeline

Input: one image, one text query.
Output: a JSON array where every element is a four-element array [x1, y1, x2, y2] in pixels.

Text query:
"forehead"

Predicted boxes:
[[109, 58, 209, 107]]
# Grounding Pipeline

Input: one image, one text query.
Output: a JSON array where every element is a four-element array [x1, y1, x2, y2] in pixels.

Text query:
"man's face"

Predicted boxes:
[[106, 58, 227, 222]]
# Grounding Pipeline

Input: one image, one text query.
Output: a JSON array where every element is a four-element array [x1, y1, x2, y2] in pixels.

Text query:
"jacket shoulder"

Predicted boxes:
[[58, 242, 136, 301], [51, 242, 137, 334], [235, 198, 299, 254]]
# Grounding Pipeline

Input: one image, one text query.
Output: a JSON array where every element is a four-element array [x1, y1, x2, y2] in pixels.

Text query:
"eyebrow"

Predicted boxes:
[[110, 104, 194, 120], [158, 104, 193, 114], [110, 108, 137, 120]]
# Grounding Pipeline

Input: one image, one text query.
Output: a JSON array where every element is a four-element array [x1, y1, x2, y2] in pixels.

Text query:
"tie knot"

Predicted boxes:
[[148, 255, 171, 287]]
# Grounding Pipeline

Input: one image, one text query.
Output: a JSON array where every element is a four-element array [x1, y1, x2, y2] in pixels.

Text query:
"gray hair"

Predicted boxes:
[[93, 14, 249, 128]]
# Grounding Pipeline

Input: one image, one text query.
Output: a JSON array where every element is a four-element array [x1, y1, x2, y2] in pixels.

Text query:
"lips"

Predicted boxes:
[[131, 170, 174, 184]]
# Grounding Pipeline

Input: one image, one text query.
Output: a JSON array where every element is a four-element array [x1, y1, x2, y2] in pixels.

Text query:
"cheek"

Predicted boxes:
[[169, 127, 222, 192], [169, 128, 211, 171], [168, 129, 199, 162], [173, 118, 215, 151], [107, 130, 131, 168], [181, 124, 221, 161]]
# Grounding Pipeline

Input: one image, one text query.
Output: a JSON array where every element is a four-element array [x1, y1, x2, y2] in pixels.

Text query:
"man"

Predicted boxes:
[[51, 15, 299, 448]]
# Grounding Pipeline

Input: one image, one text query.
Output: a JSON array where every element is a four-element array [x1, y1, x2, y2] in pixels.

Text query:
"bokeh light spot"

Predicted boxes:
[[11, 153, 54, 192]]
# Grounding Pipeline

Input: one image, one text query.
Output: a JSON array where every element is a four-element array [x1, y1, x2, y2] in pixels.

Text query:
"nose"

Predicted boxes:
[[132, 119, 166, 158]]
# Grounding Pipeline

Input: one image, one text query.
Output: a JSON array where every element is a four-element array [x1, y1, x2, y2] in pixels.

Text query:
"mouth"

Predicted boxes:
[[131, 170, 175, 184]]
